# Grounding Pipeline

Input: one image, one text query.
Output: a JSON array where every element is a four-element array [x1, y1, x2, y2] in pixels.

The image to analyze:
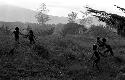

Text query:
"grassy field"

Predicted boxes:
[[0, 32, 125, 80]]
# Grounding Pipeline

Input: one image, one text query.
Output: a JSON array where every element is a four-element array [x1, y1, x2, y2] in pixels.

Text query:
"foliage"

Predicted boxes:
[[85, 6, 125, 33], [1, 17, 125, 79], [86, 25, 120, 39], [114, 5, 125, 13], [40, 27, 55, 36], [34, 25, 55, 36], [35, 3, 50, 25], [0, 28, 125, 79], [53, 23, 65, 35], [80, 18, 92, 26], [61, 23, 87, 36], [0, 24, 13, 35], [26, 25, 32, 31], [79, 17, 94, 28], [68, 11, 78, 23]]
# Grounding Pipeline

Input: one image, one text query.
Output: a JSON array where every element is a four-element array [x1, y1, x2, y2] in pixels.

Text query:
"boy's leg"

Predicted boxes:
[[30, 40, 32, 44], [17, 37, 19, 44], [93, 61, 95, 68], [15, 37, 19, 44], [110, 50, 114, 56], [95, 58, 100, 71], [31, 38, 35, 44], [95, 62, 99, 70], [30, 39, 35, 44], [33, 39, 35, 44]]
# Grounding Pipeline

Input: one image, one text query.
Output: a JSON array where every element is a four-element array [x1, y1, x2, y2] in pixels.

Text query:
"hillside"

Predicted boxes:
[[0, 29, 125, 80], [0, 4, 68, 24]]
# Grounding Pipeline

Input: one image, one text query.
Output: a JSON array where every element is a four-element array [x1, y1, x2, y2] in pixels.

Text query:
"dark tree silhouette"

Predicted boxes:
[[85, 6, 125, 36], [114, 5, 125, 13]]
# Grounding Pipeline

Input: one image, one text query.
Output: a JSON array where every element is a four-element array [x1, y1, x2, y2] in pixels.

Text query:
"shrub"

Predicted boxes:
[[52, 23, 65, 36], [86, 25, 120, 39], [32, 44, 50, 60], [61, 23, 87, 36], [34, 25, 55, 36]]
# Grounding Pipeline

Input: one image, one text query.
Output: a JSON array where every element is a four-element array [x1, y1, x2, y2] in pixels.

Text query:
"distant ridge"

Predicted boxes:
[[0, 4, 106, 27], [0, 4, 68, 24]]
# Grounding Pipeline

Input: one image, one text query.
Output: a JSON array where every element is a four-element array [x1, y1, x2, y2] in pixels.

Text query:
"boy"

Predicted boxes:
[[96, 37, 103, 47], [27, 30, 35, 44], [91, 44, 105, 70], [92, 44, 100, 70], [13, 27, 22, 43]]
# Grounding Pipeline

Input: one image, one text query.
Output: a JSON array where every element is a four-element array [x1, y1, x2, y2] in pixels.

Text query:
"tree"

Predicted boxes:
[[85, 6, 125, 35], [80, 8, 94, 27], [114, 5, 125, 13], [79, 17, 93, 27], [68, 11, 78, 23], [35, 3, 50, 25]]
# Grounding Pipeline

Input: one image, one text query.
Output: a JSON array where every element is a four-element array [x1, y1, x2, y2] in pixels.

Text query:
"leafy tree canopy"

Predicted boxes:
[[85, 6, 125, 29]]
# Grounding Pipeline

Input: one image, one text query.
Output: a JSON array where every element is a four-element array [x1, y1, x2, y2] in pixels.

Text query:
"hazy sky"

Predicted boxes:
[[0, 0, 125, 18]]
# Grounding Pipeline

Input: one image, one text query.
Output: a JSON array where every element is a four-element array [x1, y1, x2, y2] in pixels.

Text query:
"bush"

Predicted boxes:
[[61, 23, 87, 36], [86, 25, 120, 39], [34, 25, 55, 36], [52, 23, 65, 36]]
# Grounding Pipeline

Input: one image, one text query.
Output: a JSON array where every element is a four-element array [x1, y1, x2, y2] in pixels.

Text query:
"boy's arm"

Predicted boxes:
[[11, 31, 14, 35], [19, 32, 23, 35]]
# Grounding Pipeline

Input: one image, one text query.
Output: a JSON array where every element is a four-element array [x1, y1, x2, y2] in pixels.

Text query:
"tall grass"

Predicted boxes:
[[0, 25, 125, 80]]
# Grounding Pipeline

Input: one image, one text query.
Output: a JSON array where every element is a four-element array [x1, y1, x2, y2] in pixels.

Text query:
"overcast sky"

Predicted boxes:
[[0, 0, 125, 18]]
